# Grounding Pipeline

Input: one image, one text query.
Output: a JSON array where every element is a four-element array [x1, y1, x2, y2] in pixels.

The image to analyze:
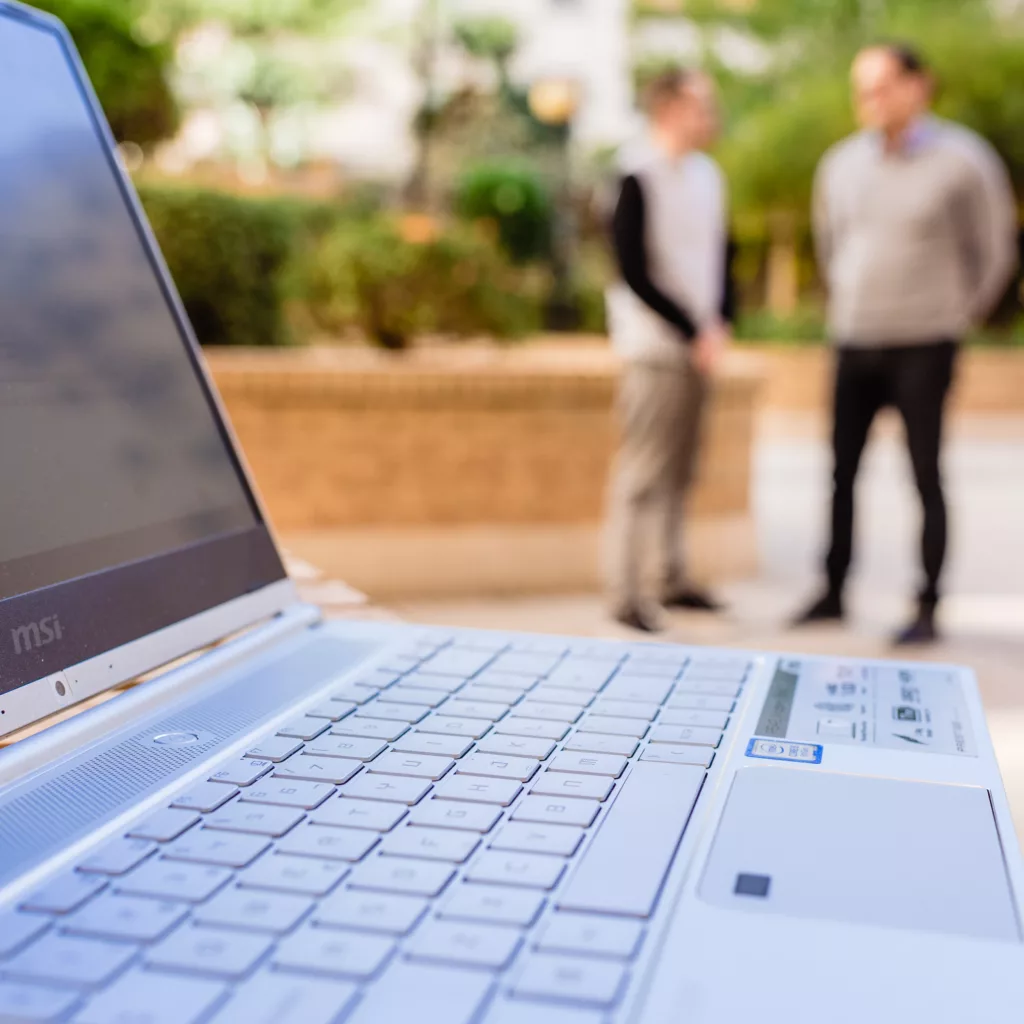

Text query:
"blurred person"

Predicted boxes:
[[604, 68, 735, 633], [794, 43, 1018, 645]]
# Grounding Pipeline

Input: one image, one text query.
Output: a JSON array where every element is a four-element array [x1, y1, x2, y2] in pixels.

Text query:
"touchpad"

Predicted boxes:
[[699, 767, 1020, 942]]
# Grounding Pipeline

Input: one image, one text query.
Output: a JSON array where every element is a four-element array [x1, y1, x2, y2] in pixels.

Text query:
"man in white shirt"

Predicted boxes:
[[604, 69, 734, 633]]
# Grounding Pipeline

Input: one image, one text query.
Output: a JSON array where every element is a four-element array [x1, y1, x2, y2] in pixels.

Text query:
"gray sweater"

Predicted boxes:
[[814, 118, 1018, 346]]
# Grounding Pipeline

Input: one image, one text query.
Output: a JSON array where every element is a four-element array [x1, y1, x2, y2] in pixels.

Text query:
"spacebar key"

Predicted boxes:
[[557, 761, 705, 918]]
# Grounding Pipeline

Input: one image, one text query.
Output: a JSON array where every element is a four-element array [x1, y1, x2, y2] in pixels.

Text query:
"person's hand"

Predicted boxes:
[[693, 322, 731, 375]]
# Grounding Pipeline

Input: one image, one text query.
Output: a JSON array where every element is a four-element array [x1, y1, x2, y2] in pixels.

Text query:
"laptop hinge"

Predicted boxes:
[[0, 602, 321, 788]]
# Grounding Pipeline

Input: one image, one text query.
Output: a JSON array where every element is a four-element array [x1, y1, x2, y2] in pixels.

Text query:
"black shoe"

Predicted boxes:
[[791, 591, 844, 627], [663, 587, 724, 613], [893, 610, 939, 647], [612, 605, 662, 634]]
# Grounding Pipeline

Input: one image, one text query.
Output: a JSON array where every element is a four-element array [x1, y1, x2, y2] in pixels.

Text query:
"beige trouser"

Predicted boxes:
[[605, 359, 709, 611]]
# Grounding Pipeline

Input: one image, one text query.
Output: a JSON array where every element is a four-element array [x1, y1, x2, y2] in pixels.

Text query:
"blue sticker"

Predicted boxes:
[[746, 738, 823, 764]]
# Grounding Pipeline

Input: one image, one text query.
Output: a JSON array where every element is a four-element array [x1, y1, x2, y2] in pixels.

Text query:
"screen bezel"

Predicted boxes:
[[0, 2, 292, 714]]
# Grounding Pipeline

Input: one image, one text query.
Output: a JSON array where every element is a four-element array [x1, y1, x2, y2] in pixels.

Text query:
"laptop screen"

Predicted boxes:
[[0, 7, 286, 701]]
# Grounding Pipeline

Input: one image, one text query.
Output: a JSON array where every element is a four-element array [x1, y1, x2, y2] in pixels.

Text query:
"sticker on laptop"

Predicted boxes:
[[746, 738, 823, 764], [751, 660, 976, 757]]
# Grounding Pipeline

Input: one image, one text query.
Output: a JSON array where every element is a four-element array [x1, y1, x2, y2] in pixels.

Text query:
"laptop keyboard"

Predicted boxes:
[[0, 634, 751, 1024]]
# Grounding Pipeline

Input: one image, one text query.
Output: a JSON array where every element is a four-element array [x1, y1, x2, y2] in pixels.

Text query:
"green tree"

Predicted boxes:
[[34, 0, 178, 145]]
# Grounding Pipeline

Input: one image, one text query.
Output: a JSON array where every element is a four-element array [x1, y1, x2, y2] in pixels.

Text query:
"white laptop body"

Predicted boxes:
[[0, 5, 1021, 1023]]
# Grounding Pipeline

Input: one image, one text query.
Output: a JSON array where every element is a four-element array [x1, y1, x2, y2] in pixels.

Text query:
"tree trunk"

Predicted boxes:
[[766, 211, 799, 317]]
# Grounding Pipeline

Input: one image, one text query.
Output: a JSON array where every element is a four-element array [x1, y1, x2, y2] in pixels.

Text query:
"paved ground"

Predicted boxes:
[[395, 413, 1024, 834]]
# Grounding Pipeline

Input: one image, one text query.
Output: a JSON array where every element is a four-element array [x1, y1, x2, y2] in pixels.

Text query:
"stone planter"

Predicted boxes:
[[207, 342, 765, 598]]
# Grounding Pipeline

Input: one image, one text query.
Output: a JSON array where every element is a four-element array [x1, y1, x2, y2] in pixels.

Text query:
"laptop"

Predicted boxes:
[[1, 4, 1022, 1022]]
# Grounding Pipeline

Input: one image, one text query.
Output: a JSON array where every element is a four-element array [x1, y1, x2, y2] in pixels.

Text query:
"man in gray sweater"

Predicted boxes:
[[794, 43, 1018, 644]]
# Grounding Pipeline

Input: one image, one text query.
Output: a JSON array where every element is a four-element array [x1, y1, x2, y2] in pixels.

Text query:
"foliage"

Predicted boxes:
[[454, 162, 553, 264], [452, 16, 518, 80], [305, 217, 540, 350], [138, 185, 329, 346], [34, 0, 178, 145]]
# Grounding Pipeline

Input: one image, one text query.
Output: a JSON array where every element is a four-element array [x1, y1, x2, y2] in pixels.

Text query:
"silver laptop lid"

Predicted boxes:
[[0, 3, 295, 737]]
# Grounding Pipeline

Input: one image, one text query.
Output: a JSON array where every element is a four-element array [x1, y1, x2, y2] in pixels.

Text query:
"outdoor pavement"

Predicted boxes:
[[393, 411, 1024, 836]]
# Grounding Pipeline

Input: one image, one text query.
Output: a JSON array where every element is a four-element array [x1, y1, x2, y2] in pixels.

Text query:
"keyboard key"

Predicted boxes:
[[418, 648, 495, 678], [640, 745, 714, 768], [209, 758, 273, 786], [685, 658, 749, 682], [512, 796, 600, 828], [63, 893, 187, 942], [548, 752, 627, 777], [239, 853, 347, 896], [275, 924, 393, 979], [664, 693, 735, 713], [345, 668, 402, 690], [400, 671, 468, 694], [407, 919, 521, 969], [309, 797, 407, 832], [306, 734, 387, 761], [443, 699, 509, 722], [465, 851, 565, 889], [343, 961, 492, 1024], [417, 716, 493, 739], [4, 933, 134, 987], [358, 701, 431, 724], [367, 751, 455, 780], [272, 755, 362, 785], [576, 716, 649, 738], [127, 807, 200, 842], [205, 803, 304, 837], [245, 736, 303, 762], [385, 685, 451, 707], [207, 971, 358, 1024], [313, 890, 427, 935], [78, 837, 157, 876], [489, 651, 561, 677], [73, 968, 224, 1024], [619, 660, 680, 680], [21, 873, 106, 914], [194, 886, 313, 933], [512, 702, 581, 723], [164, 829, 270, 868], [0, 912, 49, 958], [493, 718, 569, 741], [529, 687, 593, 708], [380, 825, 480, 862], [483, 1000, 605, 1024], [434, 775, 522, 806], [147, 924, 273, 978], [276, 716, 331, 740], [563, 734, 638, 758], [275, 822, 380, 862], [409, 799, 501, 833], [513, 954, 626, 1007], [658, 708, 730, 730], [544, 662, 618, 691], [116, 860, 231, 903], [458, 685, 524, 706], [441, 884, 545, 927], [538, 913, 643, 959], [340, 773, 432, 805], [648, 724, 721, 748], [457, 753, 539, 782], [557, 761, 704, 918], [348, 855, 455, 896], [492, 821, 584, 857], [238, 778, 334, 809], [589, 700, 660, 721], [306, 700, 359, 719], [603, 678, 673, 704], [672, 679, 741, 698], [392, 732, 475, 759], [332, 718, 409, 742], [0, 980, 78, 1022], [529, 773, 615, 802], [477, 735, 555, 760], [171, 782, 239, 813], [473, 671, 539, 692]]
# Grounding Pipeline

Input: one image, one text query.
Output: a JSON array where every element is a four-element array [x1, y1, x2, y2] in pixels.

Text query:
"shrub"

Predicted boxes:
[[138, 185, 331, 347], [306, 216, 540, 349], [455, 162, 553, 264]]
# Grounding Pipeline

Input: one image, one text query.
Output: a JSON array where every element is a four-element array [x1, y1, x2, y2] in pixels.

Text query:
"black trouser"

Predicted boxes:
[[825, 340, 959, 610]]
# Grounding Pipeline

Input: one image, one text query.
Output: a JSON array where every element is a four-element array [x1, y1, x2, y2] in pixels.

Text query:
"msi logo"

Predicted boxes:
[[10, 616, 63, 655]]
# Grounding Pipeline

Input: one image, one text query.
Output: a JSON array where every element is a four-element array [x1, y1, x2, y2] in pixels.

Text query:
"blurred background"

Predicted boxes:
[[36, 0, 1024, 821]]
